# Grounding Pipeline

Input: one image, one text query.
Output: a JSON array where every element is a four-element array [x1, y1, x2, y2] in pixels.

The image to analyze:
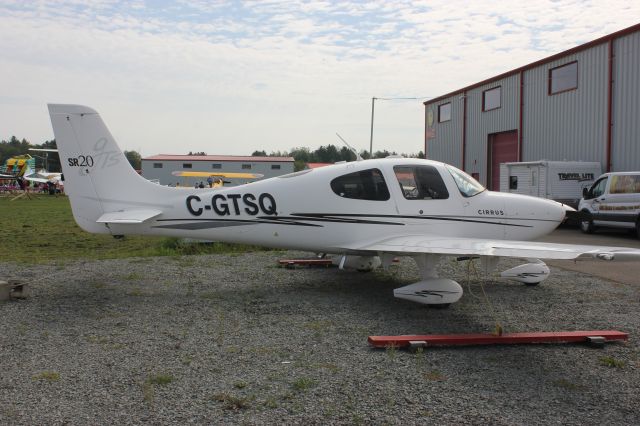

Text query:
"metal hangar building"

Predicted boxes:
[[423, 23, 640, 190], [141, 154, 295, 186]]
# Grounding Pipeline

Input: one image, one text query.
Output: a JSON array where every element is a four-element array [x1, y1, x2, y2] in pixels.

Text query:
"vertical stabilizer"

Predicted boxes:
[[48, 104, 167, 234]]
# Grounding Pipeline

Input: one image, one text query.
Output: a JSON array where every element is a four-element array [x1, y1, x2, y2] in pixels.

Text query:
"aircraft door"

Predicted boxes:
[[392, 165, 455, 233], [586, 177, 608, 225]]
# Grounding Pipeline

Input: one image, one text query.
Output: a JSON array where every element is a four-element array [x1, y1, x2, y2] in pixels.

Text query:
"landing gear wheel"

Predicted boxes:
[[523, 281, 540, 287], [427, 303, 451, 309], [580, 211, 595, 234], [636, 219, 640, 240]]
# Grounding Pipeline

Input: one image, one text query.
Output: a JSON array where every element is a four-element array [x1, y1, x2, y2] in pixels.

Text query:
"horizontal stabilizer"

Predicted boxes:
[[96, 209, 162, 224]]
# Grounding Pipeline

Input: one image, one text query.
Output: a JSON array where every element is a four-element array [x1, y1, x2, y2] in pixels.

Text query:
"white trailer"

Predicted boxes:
[[500, 161, 601, 208]]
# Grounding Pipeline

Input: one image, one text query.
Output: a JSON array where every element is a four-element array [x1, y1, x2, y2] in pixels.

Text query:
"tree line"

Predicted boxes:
[[2, 136, 424, 174], [0, 136, 142, 171], [252, 145, 425, 171]]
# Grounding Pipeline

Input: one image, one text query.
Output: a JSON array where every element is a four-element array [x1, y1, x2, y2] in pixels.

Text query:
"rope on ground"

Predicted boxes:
[[465, 258, 504, 336]]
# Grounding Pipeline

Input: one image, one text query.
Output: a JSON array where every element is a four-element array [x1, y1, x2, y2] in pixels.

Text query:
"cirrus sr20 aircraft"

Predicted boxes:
[[48, 104, 640, 307]]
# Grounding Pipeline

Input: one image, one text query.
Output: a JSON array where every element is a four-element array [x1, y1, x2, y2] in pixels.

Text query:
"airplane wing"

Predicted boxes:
[[24, 171, 62, 183], [341, 235, 640, 261], [171, 171, 264, 179]]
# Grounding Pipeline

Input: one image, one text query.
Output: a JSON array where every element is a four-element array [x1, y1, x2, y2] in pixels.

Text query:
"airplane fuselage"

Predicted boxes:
[[100, 158, 566, 252]]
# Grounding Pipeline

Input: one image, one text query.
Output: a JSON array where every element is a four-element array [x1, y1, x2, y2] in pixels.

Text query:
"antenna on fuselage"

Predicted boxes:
[[335, 133, 363, 161]]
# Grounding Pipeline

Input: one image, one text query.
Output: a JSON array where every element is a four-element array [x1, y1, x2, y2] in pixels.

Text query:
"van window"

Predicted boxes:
[[394, 165, 449, 200], [609, 175, 640, 194], [589, 177, 608, 199], [330, 168, 390, 201]]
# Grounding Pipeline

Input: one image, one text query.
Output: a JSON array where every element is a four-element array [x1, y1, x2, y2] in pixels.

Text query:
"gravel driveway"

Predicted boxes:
[[1, 251, 639, 425]]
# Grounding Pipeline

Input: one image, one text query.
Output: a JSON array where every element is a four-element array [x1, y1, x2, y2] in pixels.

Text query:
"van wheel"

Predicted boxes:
[[580, 211, 595, 234]]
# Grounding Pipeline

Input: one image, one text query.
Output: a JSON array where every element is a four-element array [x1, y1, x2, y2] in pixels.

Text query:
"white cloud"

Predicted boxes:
[[0, 1, 639, 156]]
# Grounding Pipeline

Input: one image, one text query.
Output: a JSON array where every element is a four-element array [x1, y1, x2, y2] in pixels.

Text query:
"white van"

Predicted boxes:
[[578, 172, 640, 238]]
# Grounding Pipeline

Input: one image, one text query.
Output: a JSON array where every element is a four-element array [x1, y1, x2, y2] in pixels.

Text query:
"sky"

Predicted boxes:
[[1, 1, 639, 157]]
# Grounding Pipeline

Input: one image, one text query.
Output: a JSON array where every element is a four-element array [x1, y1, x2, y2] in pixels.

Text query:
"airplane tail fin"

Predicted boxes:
[[48, 104, 168, 234]]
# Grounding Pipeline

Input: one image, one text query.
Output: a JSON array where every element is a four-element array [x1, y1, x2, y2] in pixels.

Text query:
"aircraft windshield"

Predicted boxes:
[[445, 165, 485, 197]]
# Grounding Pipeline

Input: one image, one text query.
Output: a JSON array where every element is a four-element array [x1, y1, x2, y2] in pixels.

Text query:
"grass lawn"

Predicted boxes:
[[0, 194, 265, 263]]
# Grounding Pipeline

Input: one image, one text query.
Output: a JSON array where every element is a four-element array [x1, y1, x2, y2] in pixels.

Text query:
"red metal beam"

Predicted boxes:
[[518, 70, 524, 161], [278, 259, 333, 266], [462, 90, 467, 170], [606, 39, 614, 172], [368, 330, 628, 348]]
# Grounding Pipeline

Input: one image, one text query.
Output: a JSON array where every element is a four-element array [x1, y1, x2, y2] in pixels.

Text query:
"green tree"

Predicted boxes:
[[252, 150, 267, 156], [124, 150, 142, 170]]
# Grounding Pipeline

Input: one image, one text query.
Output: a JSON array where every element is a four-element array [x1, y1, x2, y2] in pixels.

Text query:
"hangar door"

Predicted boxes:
[[488, 131, 518, 190]]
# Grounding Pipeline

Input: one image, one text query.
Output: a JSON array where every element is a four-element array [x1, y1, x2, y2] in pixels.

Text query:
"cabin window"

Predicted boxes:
[[212, 163, 222, 169], [482, 87, 501, 111], [242, 164, 252, 170], [438, 103, 451, 122], [183, 163, 192, 169], [330, 168, 390, 201], [271, 164, 281, 170], [153, 163, 163, 168], [394, 165, 449, 200], [549, 61, 577, 95]]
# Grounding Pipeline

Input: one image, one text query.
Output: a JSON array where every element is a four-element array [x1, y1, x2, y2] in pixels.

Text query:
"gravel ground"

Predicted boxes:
[[1, 251, 639, 425]]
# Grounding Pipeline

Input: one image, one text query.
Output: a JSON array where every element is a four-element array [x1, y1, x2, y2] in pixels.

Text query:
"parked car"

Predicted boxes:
[[578, 171, 640, 238]]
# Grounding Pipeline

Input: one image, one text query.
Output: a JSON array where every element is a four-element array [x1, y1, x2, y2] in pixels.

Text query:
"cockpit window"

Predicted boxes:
[[330, 168, 390, 201], [394, 165, 449, 200], [445, 164, 485, 197]]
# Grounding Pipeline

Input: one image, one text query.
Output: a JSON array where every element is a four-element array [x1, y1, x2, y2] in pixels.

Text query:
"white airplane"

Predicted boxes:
[[47, 104, 640, 307], [24, 170, 63, 184]]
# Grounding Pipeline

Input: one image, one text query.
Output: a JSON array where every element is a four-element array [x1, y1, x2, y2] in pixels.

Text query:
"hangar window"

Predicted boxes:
[[549, 61, 577, 95], [183, 163, 192, 169], [438, 103, 451, 122], [394, 165, 449, 200], [212, 163, 222, 169], [242, 164, 252, 170], [153, 163, 163, 168], [482, 87, 501, 111], [271, 164, 281, 170], [330, 168, 390, 201]]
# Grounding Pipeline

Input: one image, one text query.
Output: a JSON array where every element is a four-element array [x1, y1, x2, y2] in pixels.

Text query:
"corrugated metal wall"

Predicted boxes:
[[425, 95, 461, 168], [141, 160, 294, 186], [464, 74, 519, 184], [425, 28, 639, 184], [522, 45, 608, 166], [612, 31, 640, 171]]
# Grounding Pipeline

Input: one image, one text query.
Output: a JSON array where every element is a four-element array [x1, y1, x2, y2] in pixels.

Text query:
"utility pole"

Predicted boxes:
[[369, 97, 376, 157], [368, 96, 429, 158]]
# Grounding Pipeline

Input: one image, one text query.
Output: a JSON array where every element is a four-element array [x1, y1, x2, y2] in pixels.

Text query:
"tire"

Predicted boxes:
[[427, 303, 451, 309], [636, 219, 640, 240], [580, 211, 595, 234]]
